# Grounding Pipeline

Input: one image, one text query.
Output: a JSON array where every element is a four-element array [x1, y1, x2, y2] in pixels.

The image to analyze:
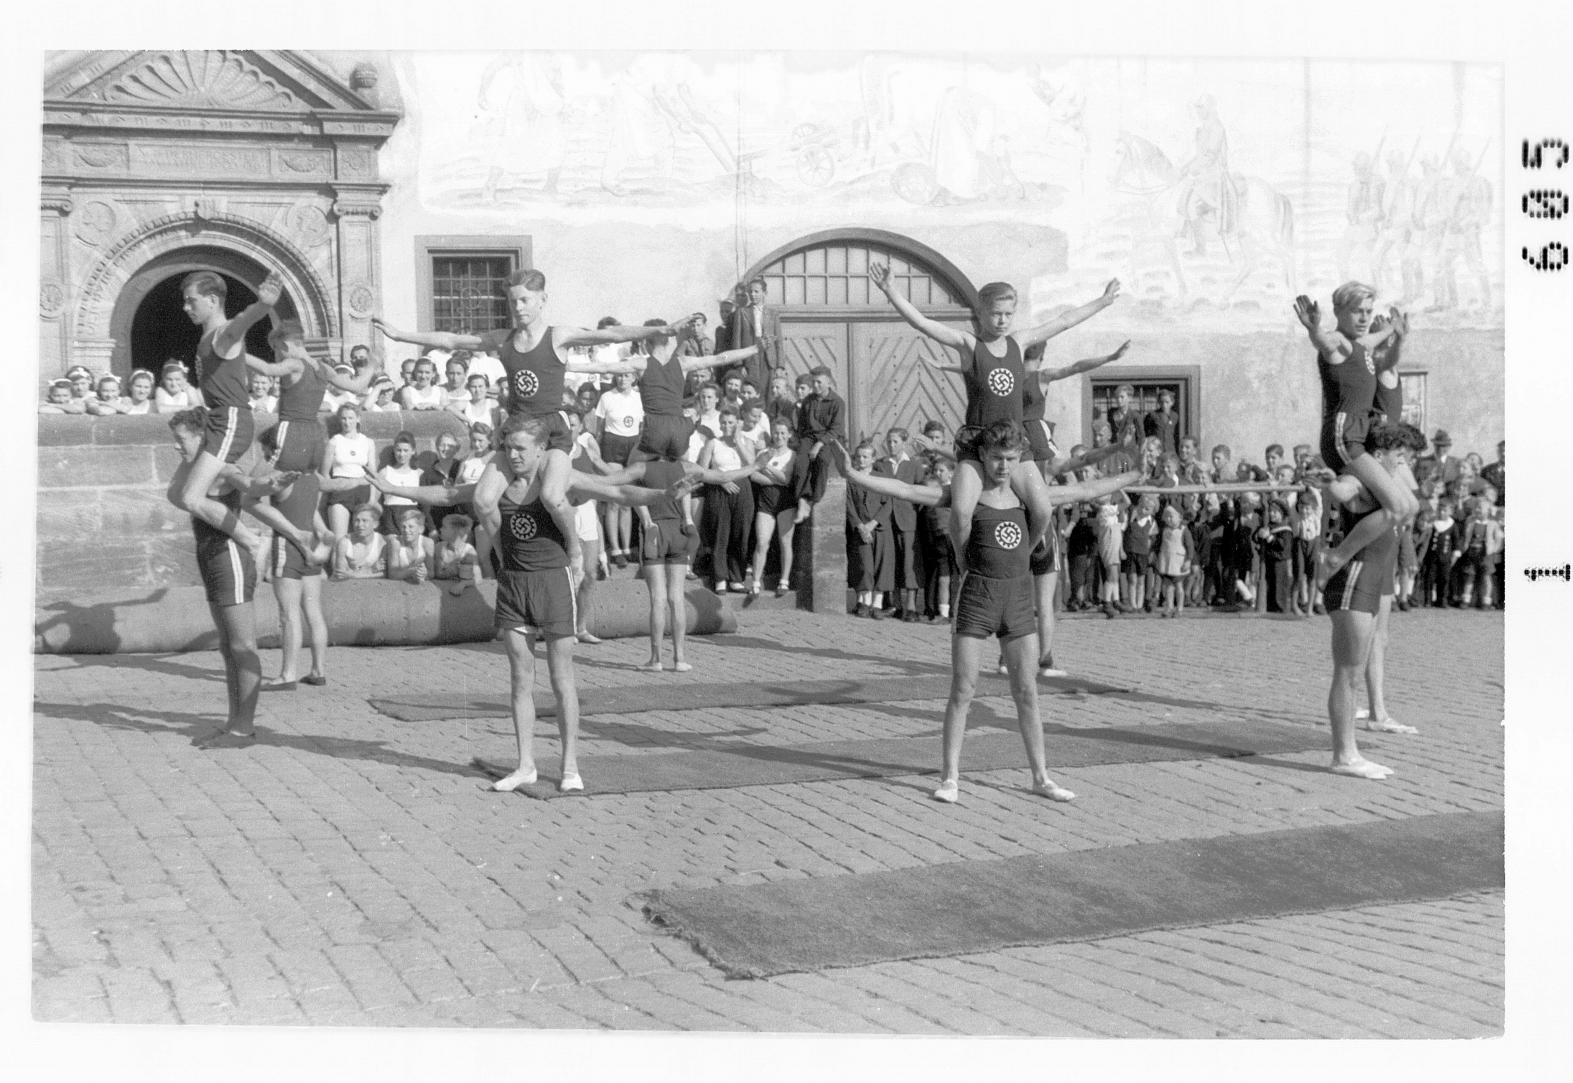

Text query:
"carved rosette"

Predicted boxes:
[[74, 199, 120, 246], [40, 280, 68, 320], [346, 283, 376, 319]]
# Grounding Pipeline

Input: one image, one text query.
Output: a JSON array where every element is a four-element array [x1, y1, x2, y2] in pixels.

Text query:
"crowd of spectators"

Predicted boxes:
[[43, 333, 1505, 617]]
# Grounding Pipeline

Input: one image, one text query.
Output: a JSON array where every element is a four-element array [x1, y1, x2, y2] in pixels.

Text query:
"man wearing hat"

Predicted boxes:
[[1416, 428, 1460, 489]]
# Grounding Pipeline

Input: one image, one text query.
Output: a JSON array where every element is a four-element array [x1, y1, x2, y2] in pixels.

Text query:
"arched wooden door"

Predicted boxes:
[[747, 233, 975, 445]]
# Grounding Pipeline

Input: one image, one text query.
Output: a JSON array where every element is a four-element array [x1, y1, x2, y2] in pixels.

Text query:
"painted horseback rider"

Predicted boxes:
[[1175, 95, 1242, 256]]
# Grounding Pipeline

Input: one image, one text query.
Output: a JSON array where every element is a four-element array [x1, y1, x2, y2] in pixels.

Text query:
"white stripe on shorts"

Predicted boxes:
[[215, 407, 239, 461], [226, 539, 245, 606]]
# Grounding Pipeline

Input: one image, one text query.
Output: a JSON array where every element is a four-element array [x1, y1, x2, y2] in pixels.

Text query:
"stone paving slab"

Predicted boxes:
[[32, 607, 1504, 1034]]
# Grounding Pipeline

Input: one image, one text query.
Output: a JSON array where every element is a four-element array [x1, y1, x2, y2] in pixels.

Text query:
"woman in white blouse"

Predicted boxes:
[[696, 406, 755, 592], [319, 401, 378, 543]]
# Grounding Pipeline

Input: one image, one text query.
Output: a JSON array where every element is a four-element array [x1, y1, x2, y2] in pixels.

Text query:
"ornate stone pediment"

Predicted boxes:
[[45, 50, 380, 115]]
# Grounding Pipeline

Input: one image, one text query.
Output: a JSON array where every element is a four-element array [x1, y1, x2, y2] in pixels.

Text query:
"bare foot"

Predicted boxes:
[[1330, 758, 1393, 779], [489, 766, 538, 792], [1031, 778, 1076, 802], [1356, 709, 1418, 735], [196, 729, 256, 750], [932, 778, 959, 804]]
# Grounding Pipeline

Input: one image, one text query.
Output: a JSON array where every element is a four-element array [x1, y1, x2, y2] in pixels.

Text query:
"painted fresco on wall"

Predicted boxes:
[[399, 53, 1501, 331]]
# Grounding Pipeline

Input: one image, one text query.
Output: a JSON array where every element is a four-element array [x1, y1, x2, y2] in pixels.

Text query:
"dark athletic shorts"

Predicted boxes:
[[271, 534, 322, 581], [266, 418, 326, 473], [639, 414, 695, 462], [1030, 532, 1057, 577], [197, 533, 255, 607], [954, 571, 1036, 641], [494, 567, 576, 639], [641, 518, 699, 565], [510, 410, 574, 455], [1320, 409, 1372, 475], [600, 430, 639, 466], [1323, 556, 1391, 616], [203, 406, 255, 464], [327, 482, 372, 510], [1025, 419, 1056, 463], [753, 482, 794, 518]]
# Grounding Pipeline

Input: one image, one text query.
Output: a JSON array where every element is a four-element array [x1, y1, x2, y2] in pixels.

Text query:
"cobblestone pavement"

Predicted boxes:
[[32, 605, 1504, 1035]]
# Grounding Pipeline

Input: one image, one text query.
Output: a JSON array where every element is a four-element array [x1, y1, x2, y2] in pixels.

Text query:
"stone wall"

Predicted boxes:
[[35, 411, 470, 603]]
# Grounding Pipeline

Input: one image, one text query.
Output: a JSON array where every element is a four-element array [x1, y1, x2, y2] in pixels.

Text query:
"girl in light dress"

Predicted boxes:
[[1155, 503, 1195, 618], [1095, 496, 1125, 617]]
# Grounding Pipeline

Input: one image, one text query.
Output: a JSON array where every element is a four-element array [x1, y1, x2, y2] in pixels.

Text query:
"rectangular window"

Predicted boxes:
[[1399, 370, 1426, 433], [414, 235, 531, 335], [1089, 373, 1198, 446]]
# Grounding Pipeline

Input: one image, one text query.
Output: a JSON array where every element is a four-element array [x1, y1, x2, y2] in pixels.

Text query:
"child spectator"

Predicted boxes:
[[1293, 487, 1323, 614], [124, 370, 156, 414], [737, 400, 770, 462], [332, 504, 387, 579], [385, 506, 435, 584], [85, 374, 128, 416], [1155, 453, 1181, 490], [1264, 443, 1286, 478], [1108, 383, 1146, 451], [1235, 460, 1269, 484], [377, 431, 425, 535], [568, 409, 610, 635], [155, 361, 199, 410], [1176, 436, 1207, 486], [40, 378, 84, 414], [1456, 497, 1501, 608], [1155, 503, 1195, 617], [846, 442, 893, 617], [1065, 498, 1100, 612], [1418, 497, 1458, 607], [1233, 490, 1263, 606], [876, 427, 924, 620], [1138, 436, 1164, 482], [1204, 494, 1233, 607], [765, 371, 796, 428], [1122, 492, 1158, 612], [65, 364, 96, 407], [1145, 387, 1181, 459], [1255, 499, 1295, 613], [797, 366, 847, 506], [1188, 492, 1216, 605], [434, 513, 482, 594], [1095, 496, 1125, 618], [1209, 443, 1233, 484], [1291, 443, 1314, 479], [921, 457, 958, 620]]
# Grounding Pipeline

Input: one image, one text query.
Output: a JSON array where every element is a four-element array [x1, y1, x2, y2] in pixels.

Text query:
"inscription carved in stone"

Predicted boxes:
[[130, 142, 271, 177]]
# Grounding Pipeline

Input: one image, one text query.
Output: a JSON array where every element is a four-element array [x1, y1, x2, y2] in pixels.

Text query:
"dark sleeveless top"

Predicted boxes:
[[1372, 342, 1402, 424], [278, 360, 329, 421], [497, 492, 568, 572], [498, 327, 566, 418], [964, 501, 1031, 579], [1021, 367, 1046, 423], [638, 458, 686, 522], [963, 337, 1026, 430], [1317, 342, 1377, 430], [641, 355, 687, 417], [196, 331, 251, 410]]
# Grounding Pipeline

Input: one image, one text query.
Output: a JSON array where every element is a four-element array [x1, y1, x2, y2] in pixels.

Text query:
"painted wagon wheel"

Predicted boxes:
[[797, 144, 835, 187], [892, 162, 939, 205]]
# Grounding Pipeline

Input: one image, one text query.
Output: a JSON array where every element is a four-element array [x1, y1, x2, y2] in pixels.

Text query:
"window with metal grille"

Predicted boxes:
[[756, 243, 964, 308], [430, 254, 514, 336], [1090, 378, 1194, 441]]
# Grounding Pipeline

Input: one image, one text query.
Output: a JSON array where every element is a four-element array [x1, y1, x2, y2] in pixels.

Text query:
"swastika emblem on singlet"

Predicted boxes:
[[509, 512, 539, 540], [994, 521, 1023, 549], [513, 370, 540, 399], [987, 368, 1015, 396]]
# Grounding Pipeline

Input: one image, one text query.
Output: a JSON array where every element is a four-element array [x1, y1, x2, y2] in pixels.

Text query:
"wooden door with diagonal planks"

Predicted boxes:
[[850, 318, 971, 445]]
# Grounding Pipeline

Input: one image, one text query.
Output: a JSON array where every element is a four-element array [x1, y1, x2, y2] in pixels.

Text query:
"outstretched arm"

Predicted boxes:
[[680, 343, 758, 375], [1048, 469, 1143, 507], [1015, 279, 1121, 348], [870, 262, 972, 352], [214, 274, 284, 356], [569, 473, 698, 507], [1036, 341, 1131, 385], [243, 354, 303, 379], [371, 316, 489, 353], [366, 471, 477, 507], [1292, 296, 1348, 361], [556, 314, 699, 350], [826, 441, 943, 506]]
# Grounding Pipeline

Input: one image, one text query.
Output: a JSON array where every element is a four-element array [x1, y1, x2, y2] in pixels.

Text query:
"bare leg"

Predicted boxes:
[[667, 564, 690, 671], [327, 503, 351, 544], [1328, 610, 1392, 778], [1002, 633, 1076, 799], [544, 635, 582, 788], [641, 562, 668, 670], [1360, 596, 1416, 733], [197, 602, 260, 747], [491, 627, 540, 790], [1033, 572, 1062, 674], [775, 507, 797, 586], [300, 571, 328, 680], [271, 575, 303, 682], [935, 633, 984, 802], [749, 510, 776, 587]]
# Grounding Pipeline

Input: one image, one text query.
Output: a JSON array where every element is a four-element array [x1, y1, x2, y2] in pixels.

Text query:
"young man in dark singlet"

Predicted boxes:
[[1313, 420, 1429, 778], [833, 427, 1140, 804], [871, 262, 1121, 565], [565, 316, 760, 462], [371, 270, 697, 584], [166, 408, 297, 749], [170, 270, 284, 565], [1293, 282, 1416, 589]]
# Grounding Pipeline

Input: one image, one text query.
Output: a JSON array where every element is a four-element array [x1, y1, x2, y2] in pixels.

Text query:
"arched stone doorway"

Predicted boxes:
[[740, 229, 977, 444], [111, 245, 303, 378]]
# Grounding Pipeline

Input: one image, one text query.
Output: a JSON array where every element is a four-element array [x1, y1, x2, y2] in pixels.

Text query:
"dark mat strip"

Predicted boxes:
[[639, 811, 1504, 978], [471, 718, 1322, 800], [371, 673, 1137, 723]]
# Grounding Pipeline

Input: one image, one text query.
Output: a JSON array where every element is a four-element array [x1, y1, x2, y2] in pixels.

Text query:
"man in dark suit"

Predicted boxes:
[[1415, 429, 1461, 489], [726, 278, 774, 392], [712, 298, 736, 355]]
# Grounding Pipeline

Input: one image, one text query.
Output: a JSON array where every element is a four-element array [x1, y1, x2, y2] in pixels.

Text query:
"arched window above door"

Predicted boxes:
[[744, 229, 976, 311]]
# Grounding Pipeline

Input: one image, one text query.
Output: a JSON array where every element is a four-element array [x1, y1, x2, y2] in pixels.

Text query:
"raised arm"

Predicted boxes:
[[870, 262, 972, 352], [1015, 279, 1121, 349], [326, 361, 379, 395], [1291, 296, 1348, 361], [214, 274, 284, 356], [1035, 341, 1131, 385], [371, 316, 489, 353]]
